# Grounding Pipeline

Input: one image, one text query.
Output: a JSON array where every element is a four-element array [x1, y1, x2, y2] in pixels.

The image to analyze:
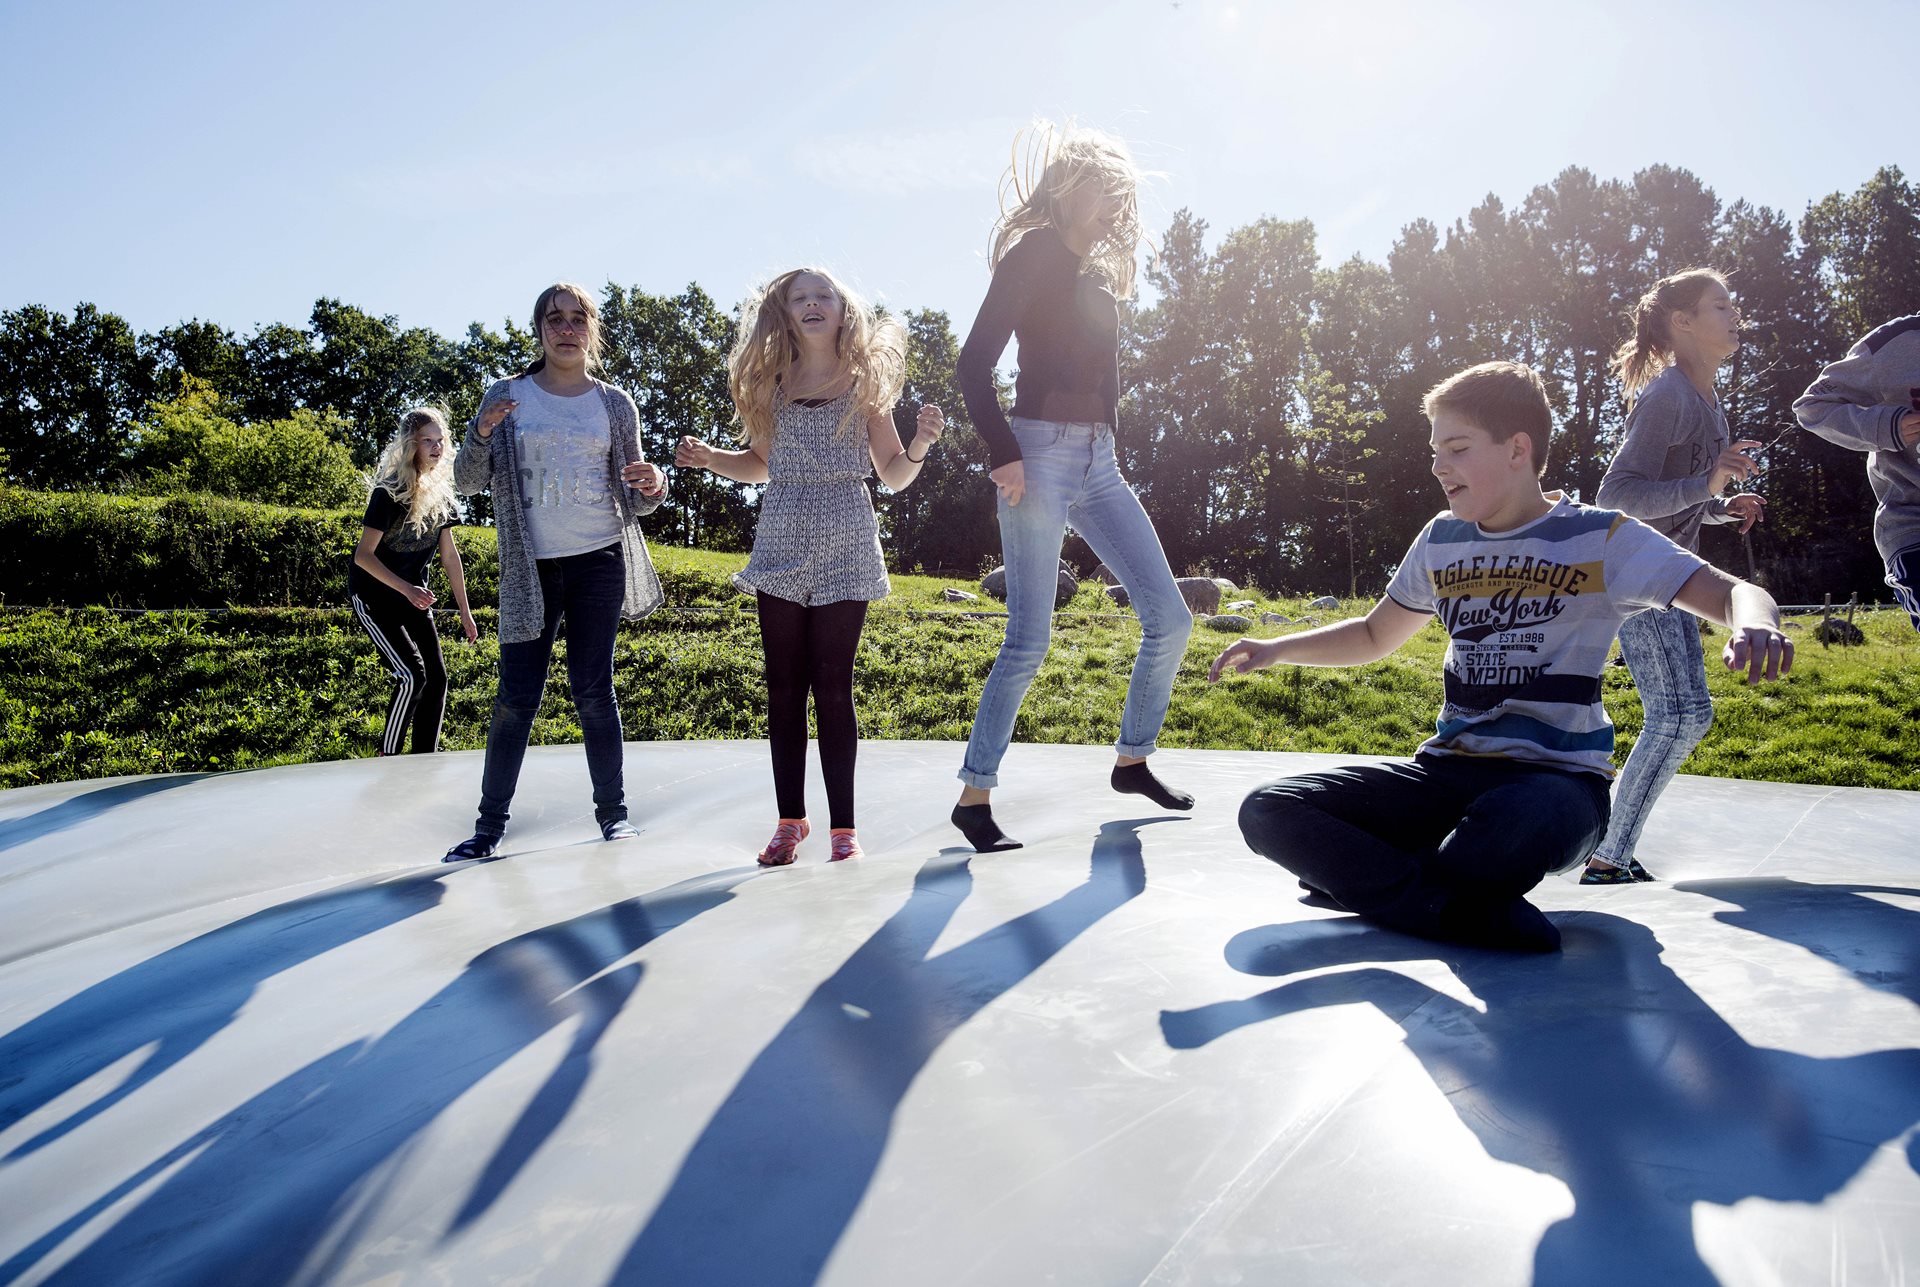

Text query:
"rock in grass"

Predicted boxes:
[[1176, 577, 1223, 615], [1205, 614, 1252, 632], [1309, 595, 1339, 610], [981, 564, 1078, 609], [1261, 611, 1292, 625], [943, 588, 979, 602], [1227, 599, 1256, 611]]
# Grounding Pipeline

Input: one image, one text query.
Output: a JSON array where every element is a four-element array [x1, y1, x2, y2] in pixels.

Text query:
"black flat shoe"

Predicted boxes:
[[443, 834, 499, 863]]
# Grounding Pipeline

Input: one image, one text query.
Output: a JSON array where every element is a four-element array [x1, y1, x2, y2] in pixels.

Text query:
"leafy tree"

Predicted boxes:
[[1802, 166, 1920, 341], [878, 308, 997, 574], [146, 319, 251, 406], [305, 299, 463, 465], [0, 303, 155, 487], [130, 377, 361, 508], [599, 282, 750, 549]]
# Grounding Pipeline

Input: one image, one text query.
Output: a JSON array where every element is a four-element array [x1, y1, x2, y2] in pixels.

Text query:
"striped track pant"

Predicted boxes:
[[351, 592, 449, 755]]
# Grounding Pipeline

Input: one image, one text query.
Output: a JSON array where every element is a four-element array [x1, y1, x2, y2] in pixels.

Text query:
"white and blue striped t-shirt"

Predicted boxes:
[[1385, 495, 1707, 777]]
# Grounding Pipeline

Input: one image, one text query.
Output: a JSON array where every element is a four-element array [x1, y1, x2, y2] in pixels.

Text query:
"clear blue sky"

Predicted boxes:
[[2, 0, 1912, 342]]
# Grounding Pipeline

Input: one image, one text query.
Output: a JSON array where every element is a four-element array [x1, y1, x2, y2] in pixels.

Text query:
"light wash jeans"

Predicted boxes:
[[1589, 605, 1713, 869], [959, 419, 1193, 788]]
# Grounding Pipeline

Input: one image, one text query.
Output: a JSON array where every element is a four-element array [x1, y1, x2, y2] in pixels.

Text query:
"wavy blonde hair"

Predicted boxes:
[[989, 121, 1146, 300], [1611, 268, 1729, 406], [371, 406, 459, 536], [727, 267, 906, 451]]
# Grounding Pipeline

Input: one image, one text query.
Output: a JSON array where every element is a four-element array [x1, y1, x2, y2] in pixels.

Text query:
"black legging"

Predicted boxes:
[[757, 593, 869, 830]]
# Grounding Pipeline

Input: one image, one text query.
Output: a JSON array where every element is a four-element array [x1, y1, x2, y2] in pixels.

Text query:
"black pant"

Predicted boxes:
[[1238, 754, 1610, 925], [352, 591, 447, 755], [475, 543, 627, 839], [757, 593, 869, 830]]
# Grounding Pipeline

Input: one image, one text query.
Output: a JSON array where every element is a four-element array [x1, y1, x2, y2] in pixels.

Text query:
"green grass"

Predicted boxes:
[[3, 546, 1916, 790]]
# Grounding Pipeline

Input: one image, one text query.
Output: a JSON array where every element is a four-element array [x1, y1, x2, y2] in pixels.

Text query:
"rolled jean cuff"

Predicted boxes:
[[956, 766, 999, 789], [1114, 739, 1158, 758]]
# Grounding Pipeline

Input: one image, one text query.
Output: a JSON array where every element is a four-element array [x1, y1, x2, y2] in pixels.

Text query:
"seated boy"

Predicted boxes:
[[1210, 361, 1793, 952], [1793, 315, 1920, 630]]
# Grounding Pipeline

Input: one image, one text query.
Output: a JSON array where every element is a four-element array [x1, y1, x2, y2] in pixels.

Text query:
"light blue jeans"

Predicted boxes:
[[959, 419, 1193, 788], [1590, 605, 1713, 868]]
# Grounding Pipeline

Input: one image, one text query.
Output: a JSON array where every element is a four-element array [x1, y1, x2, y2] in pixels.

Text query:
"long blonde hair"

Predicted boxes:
[[1611, 268, 1728, 406], [990, 121, 1146, 300], [727, 267, 906, 451], [371, 406, 459, 536]]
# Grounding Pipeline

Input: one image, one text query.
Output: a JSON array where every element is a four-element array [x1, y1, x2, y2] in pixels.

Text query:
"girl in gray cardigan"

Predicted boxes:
[[1584, 268, 1764, 884], [442, 282, 668, 863]]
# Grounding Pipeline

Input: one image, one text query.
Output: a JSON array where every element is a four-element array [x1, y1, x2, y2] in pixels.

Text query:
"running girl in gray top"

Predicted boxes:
[[675, 267, 944, 867], [1583, 268, 1765, 884]]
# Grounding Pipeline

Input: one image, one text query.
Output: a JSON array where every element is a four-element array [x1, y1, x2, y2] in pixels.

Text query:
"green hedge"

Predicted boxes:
[[0, 486, 501, 607], [0, 486, 737, 610]]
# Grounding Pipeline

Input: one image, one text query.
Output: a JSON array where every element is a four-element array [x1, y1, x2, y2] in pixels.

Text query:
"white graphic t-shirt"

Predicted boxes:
[[1385, 495, 1706, 777], [513, 376, 623, 560]]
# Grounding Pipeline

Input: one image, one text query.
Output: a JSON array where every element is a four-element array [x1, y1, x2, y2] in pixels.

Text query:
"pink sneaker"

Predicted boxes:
[[758, 818, 809, 867], [828, 829, 863, 863]]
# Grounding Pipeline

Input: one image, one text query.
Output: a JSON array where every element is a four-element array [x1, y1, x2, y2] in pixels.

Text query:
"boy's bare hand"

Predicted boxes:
[[1723, 626, 1793, 685], [1209, 638, 1276, 683]]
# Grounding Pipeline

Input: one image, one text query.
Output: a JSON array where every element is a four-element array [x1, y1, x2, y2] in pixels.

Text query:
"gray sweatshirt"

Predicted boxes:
[[1793, 316, 1920, 566], [1595, 364, 1735, 552], [454, 375, 668, 644]]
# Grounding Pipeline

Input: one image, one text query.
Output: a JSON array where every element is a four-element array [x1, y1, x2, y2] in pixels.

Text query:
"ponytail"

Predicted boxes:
[[1611, 268, 1726, 406]]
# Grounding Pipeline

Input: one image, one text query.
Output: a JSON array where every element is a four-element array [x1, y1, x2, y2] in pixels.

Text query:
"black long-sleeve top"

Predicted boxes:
[[956, 226, 1121, 468]]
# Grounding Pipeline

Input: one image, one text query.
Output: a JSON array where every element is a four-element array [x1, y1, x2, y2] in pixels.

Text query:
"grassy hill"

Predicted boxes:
[[3, 545, 1916, 790]]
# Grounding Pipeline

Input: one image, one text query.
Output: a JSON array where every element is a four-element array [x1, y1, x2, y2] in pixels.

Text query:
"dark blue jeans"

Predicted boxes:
[[1238, 754, 1610, 917], [475, 542, 626, 839]]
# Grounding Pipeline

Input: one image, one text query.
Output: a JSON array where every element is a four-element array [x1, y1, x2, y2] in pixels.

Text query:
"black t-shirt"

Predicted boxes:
[[955, 225, 1122, 468], [347, 486, 452, 603]]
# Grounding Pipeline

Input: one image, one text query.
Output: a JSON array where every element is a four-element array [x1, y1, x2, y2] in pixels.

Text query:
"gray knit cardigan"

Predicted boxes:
[[453, 375, 667, 644]]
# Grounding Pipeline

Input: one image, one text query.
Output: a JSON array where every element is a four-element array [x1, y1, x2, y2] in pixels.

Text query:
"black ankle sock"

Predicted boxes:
[[1110, 761, 1194, 811], [952, 803, 1023, 852]]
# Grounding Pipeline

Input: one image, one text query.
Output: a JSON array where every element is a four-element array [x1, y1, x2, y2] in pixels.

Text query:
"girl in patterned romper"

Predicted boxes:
[[675, 268, 945, 866]]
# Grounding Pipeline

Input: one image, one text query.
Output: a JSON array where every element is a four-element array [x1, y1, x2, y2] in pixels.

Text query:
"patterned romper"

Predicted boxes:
[[735, 392, 892, 605]]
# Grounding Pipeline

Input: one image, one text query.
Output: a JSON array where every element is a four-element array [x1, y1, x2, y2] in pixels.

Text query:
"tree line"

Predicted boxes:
[[4, 163, 1915, 603]]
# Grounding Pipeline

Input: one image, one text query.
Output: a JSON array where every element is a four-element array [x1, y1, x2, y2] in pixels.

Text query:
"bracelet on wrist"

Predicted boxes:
[[906, 449, 928, 463]]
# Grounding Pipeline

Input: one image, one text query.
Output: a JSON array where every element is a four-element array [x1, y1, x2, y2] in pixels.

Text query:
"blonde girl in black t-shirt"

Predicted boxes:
[[349, 406, 478, 755]]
